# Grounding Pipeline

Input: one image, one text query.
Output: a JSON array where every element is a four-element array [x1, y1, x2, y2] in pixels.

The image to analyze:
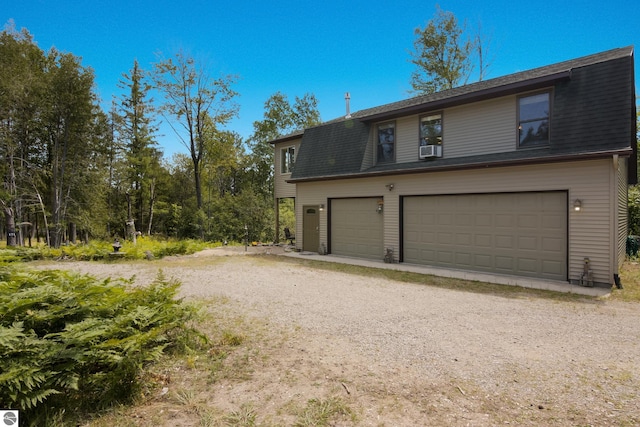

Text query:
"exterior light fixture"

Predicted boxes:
[[386, 183, 394, 191], [376, 199, 384, 214], [319, 204, 325, 211], [573, 199, 582, 212]]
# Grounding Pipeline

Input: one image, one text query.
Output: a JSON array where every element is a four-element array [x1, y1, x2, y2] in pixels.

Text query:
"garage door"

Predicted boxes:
[[403, 192, 567, 281], [331, 198, 384, 260]]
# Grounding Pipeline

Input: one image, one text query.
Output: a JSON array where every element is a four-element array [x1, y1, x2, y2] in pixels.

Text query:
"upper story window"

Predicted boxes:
[[518, 92, 550, 147], [377, 122, 395, 163], [420, 113, 442, 146], [281, 146, 295, 174]]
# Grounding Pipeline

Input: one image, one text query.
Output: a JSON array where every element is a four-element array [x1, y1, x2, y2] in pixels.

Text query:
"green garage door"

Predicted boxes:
[[331, 198, 384, 260], [403, 192, 567, 281]]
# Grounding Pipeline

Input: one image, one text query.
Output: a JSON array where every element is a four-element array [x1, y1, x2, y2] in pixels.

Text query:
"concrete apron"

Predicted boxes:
[[281, 251, 611, 298]]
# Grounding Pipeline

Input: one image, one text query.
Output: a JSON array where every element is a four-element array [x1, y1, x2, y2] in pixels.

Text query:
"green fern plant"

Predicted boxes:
[[0, 264, 197, 424]]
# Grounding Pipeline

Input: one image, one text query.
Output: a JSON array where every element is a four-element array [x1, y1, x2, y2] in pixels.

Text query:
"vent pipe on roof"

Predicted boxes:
[[345, 92, 351, 119]]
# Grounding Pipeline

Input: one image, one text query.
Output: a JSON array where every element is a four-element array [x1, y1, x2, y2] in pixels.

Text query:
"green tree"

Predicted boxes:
[[409, 6, 489, 94], [0, 23, 49, 246], [248, 92, 321, 197], [44, 50, 102, 247], [152, 50, 239, 213], [115, 59, 161, 237]]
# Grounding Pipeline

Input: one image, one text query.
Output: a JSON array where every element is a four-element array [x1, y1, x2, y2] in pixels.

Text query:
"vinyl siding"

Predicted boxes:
[[387, 95, 519, 165], [617, 157, 629, 270], [274, 139, 301, 199], [444, 97, 517, 158], [295, 159, 615, 286], [395, 115, 420, 163]]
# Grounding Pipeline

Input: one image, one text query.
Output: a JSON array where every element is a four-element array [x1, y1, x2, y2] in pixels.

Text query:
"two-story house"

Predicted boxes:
[[271, 46, 637, 289]]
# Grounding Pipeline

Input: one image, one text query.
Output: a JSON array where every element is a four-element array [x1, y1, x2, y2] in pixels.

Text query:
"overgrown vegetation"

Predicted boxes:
[[0, 237, 215, 262], [0, 264, 198, 425]]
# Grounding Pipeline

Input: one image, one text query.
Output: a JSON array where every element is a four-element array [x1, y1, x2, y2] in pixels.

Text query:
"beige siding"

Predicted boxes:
[[395, 115, 420, 163], [444, 97, 517, 158], [273, 139, 301, 199], [616, 157, 629, 271], [295, 159, 615, 285], [384, 95, 519, 165]]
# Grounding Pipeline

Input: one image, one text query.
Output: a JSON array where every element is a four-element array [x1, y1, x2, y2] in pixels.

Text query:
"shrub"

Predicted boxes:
[[0, 237, 217, 263], [0, 265, 196, 425]]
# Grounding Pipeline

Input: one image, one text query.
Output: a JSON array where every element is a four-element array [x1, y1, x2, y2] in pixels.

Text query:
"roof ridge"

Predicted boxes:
[[348, 46, 633, 120]]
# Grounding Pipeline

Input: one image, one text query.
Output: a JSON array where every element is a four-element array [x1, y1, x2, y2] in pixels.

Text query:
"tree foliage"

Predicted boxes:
[[248, 92, 321, 198], [152, 50, 239, 212], [0, 23, 323, 244], [0, 23, 111, 247], [114, 60, 162, 236], [409, 6, 490, 94]]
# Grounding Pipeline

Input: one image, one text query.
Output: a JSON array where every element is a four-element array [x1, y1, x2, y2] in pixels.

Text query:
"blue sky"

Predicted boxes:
[[3, 0, 639, 158]]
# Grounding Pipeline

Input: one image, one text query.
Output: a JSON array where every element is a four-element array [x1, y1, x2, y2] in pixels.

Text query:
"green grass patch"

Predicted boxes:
[[294, 397, 355, 426], [269, 255, 598, 302], [613, 261, 640, 302]]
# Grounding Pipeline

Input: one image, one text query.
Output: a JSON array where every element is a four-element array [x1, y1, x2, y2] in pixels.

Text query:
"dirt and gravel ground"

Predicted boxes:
[[36, 246, 640, 426]]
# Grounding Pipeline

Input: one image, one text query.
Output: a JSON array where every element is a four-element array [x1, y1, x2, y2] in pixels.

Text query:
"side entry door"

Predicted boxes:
[[303, 206, 320, 252]]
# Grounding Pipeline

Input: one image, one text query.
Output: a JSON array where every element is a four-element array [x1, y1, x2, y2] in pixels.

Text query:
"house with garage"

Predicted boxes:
[[270, 46, 637, 289]]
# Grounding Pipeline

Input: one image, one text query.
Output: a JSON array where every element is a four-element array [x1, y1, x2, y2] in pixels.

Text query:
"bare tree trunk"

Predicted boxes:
[[147, 179, 155, 236], [126, 192, 137, 244], [2, 205, 17, 247], [69, 222, 76, 244]]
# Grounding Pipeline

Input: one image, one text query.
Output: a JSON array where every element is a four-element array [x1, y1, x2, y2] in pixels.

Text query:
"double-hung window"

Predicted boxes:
[[281, 146, 295, 174], [518, 92, 550, 147], [377, 122, 395, 163]]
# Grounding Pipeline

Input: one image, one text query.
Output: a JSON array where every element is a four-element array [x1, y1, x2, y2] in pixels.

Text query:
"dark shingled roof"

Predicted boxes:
[[290, 119, 370, 180], [280, 46, 636, 183]]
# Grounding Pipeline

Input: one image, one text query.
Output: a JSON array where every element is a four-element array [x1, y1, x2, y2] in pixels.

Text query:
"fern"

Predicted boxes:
[[0, 264, 196, 424]]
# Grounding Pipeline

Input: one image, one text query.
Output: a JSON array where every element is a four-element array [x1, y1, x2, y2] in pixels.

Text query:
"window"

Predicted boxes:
[[281, 146, 295, 174], [377, 122, 395, 163], [518, 92, 550, 147], [420, 113, 442, 146]]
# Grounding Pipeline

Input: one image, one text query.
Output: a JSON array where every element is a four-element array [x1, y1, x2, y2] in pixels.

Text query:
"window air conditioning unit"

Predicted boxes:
[[419, 144, 437, 159]]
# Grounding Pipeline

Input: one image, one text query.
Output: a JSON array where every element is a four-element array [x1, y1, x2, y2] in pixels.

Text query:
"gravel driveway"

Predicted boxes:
[[40, 248, 640, 425]]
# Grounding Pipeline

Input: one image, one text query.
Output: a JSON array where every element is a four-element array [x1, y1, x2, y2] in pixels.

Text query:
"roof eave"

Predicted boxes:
[[268, 131, 305, 145], [286, 148, 632, 184]]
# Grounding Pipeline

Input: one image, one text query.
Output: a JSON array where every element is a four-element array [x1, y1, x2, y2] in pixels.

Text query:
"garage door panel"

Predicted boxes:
[[331, 198, 383, 260], [404, 192, 567, 281], [543, 260, 564, 275], [476, 214, 492, 226], [475, 234, 492, 247], [475, 254, 492, 268], [456, 252, 472, 267], [542, 214, 564, 229], [519, 236, 537, 250]]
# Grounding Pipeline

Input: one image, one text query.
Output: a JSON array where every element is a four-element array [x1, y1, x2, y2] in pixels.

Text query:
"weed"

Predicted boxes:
[[224, 403, 257, 426], [294, 396, 354, 427]]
